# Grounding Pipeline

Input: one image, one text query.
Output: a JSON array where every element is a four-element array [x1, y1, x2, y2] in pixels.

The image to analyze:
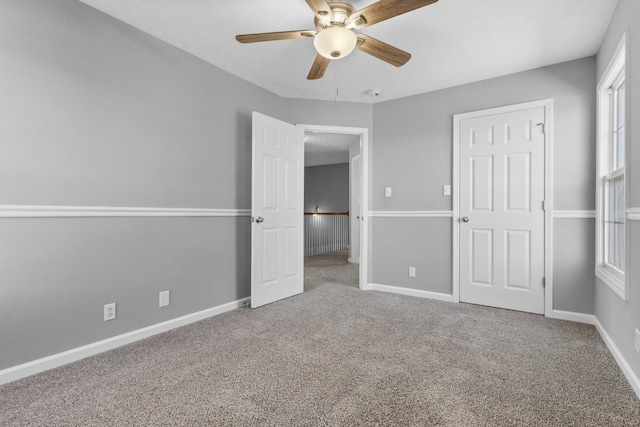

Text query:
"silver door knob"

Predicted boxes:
[[255, 216, 264, 223], [461, 217, 469, 223]]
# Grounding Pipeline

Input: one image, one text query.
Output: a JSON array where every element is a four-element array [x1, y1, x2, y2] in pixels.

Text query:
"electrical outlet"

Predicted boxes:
[[409, 267, 416, 278], [104, 303, 116, 321], [159, 290, 170, 308], [635, 329, 640, 353]]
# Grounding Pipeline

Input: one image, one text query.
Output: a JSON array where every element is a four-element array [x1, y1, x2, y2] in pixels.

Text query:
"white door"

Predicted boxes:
[[350, 155, 361, 263], [251, 112, 304, 308], [459, 106, 545, 314]]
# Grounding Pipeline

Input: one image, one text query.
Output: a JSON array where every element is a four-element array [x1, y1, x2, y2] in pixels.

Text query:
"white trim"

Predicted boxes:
[[0, 205, 251, 218], [596, 32, 628, 301], [368, 283, 455, 303], [298, 124, 369, 290], [452, 99, 554, 317], [0, 297, 249, 386], [596, 266, 626, 300], [598, 32, 628, 91], [594, 318, 640, 400], [452, 113, 460, 303], [552, 210, 596, 219], [551, 310, 596, 325], [627, 208, 640, 221], [544, 101, 555, 319], [369, 211, 453, 218], [349, 154, 362, 264]]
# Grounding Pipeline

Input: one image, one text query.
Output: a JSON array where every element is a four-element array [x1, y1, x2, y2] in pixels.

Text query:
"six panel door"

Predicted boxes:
[[459, 107, 545, 314], [251, 112, 304, 308]]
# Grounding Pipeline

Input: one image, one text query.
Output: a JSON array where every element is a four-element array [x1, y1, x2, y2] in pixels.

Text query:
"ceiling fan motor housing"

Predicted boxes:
[[314, 1, 355, 29]]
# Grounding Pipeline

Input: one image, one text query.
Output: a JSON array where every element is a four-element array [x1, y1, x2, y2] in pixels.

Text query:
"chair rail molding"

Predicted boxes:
[[552, 210, 597, 219], [369, 211, 453, 218], [0, 205, 251, 218], [628, 208, 640, 221]]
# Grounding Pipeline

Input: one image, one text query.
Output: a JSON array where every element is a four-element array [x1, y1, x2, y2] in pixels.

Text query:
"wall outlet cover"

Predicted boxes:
[[104, 303, 116, 321]]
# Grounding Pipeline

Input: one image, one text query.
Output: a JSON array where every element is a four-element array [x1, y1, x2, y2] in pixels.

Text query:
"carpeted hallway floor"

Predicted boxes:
[[1, 250, 639, 426], [304, 250, 359, 290]]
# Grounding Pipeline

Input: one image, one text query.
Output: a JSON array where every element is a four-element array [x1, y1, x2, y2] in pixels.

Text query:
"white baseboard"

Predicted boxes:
[[594, 318, 640, 400], [0, 297, 249, 386], [541, 311, 640, 399], [367, 283, 455, 303], [551, 310, 596, 325]]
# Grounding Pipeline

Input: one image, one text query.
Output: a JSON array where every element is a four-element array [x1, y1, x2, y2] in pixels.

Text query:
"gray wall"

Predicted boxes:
[[0, 0, 371, 370], [595, 0, 640, 389], [3, 0, 635, 385], [372, 218, 452, 293], [371, 57, 597, 308], [304, 163, 349, 213]]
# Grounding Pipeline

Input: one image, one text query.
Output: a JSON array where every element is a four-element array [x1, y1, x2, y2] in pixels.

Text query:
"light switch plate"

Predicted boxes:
[[443, 185, 451, 196], [159, 290, 170, 307], [385, 187, 392, 198]]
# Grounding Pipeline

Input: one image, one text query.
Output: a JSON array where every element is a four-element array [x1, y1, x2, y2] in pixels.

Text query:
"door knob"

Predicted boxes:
[[461, 217, 469, 223], [255, 216, 264, 223]]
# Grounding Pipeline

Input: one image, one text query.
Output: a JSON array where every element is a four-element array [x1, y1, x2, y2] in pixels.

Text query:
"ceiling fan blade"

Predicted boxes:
[[236, 30, 316, 43], [307, 54, 331, 80], [348, 0, 438, 29], [305, 0, 334, 23], [356, 34, 411, 67]]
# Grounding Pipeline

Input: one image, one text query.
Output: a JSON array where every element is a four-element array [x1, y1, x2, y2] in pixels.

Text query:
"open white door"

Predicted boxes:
[[251, 112, 305, 308]]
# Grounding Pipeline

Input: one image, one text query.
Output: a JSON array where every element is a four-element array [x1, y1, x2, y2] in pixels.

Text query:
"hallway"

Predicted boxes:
[[304, 250, 359, 290]]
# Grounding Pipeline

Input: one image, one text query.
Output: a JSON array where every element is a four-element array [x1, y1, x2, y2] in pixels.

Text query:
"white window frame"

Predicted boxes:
[[596, 33, 628, 300]]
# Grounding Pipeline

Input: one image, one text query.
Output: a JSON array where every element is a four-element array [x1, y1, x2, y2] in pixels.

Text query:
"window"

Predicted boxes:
[[596, 34, 627, 299]]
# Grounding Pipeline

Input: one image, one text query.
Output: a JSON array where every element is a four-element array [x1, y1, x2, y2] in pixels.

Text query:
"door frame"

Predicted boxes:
[[452, 99, 554, 317], [297, 124, 369, 290], [349, 153, 362, 264]]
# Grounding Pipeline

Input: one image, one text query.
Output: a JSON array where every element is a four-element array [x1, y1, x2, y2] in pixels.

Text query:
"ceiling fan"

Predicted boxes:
[[236, 0, 438, 80]]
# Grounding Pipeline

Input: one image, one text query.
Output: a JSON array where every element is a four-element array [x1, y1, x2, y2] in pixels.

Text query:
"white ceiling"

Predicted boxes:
[[304, 132, 359, 167], [78, 0, 618, 104]]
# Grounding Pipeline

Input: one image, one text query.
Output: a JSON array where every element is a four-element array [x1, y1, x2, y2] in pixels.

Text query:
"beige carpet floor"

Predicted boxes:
[[1, 250, 639, 426]]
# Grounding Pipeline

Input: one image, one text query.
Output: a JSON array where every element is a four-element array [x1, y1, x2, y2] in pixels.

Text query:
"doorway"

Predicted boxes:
[[453, 100, 553, 315], [250, 114, 368, 308], [299, 124, 369, 290]]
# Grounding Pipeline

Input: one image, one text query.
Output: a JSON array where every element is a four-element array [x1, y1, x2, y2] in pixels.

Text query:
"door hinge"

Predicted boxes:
[[542, 277, 546, 288], [537, 123, 545, 134], [542, 200, 546, 211]]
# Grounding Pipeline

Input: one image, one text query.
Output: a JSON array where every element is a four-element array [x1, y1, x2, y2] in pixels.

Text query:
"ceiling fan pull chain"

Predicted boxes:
[[335, 67, 340, 102]]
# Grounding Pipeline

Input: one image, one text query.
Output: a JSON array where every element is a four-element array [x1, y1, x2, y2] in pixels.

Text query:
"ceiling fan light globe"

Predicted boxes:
[[313, 26, 357, 59]]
